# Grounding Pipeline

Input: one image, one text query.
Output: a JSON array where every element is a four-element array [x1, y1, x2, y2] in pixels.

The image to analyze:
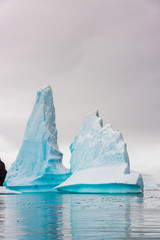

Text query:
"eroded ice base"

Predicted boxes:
[[6, 172, 71, 193], [6, 185, 57, 193], [56, 165, 143, 194], [56, 183, 142, 194]]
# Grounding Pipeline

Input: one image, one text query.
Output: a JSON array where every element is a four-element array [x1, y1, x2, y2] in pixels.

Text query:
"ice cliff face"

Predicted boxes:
[[56, 110, 143, 193], [70, 110, 130, 174], [4, 86, 70, 190]]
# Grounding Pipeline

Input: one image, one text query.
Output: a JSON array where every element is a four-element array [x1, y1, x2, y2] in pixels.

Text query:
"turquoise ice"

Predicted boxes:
[[4, 86, 70, 192], [4, 86, 143, 194], [56, 110, 144, 193]]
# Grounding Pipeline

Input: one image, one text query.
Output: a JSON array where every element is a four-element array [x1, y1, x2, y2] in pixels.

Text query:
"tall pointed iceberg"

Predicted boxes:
[[56, 110, 144, 193], [4, 86, 70, 192]]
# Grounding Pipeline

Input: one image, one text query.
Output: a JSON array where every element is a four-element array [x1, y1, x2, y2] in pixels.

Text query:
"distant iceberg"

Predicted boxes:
[[4, 86, 70, 192], [56, 110, 143, 193]]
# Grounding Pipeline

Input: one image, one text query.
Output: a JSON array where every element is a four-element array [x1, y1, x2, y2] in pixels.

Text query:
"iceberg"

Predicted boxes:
[[0, 186, 21, 195], [4, 86, 70, 192], [56, 110, 143, 193]]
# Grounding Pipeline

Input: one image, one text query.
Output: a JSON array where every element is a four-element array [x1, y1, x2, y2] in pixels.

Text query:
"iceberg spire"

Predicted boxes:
[[4, 86, 70, 191], [70, 109, 130, 173]]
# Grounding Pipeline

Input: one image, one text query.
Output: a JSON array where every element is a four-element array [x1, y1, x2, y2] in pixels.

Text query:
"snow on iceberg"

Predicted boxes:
[[56, 110, 143, 193], [4, 86, 70, 192]]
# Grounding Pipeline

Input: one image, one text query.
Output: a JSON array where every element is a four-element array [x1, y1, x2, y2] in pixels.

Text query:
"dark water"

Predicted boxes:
[[0, 189, 160, 240]]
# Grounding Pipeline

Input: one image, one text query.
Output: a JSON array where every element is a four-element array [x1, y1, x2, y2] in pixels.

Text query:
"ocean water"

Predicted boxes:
[[0, 188, 160, 240]]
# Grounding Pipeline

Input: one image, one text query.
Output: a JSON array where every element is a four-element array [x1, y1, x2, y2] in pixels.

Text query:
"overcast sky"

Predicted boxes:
[[0, 0, 160, 183]]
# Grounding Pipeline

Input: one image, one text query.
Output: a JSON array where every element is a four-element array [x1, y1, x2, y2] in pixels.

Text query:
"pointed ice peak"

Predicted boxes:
[[87, 108, 99, 117], [38, 85, 52, 94], [95, 109, 99, 117], [81, 109, 103, 134], [24, 84, 58, 149], [36, 85, 53, 106]]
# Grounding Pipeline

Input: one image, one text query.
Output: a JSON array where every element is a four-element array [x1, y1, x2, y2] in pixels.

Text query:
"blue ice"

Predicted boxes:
[[4, 86, 70, 192], [56, 110, 143, 193]]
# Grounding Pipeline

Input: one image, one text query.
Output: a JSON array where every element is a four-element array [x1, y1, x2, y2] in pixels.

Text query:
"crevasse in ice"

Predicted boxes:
[[56, 110, 144, 193], [4, 86, 70, 192]]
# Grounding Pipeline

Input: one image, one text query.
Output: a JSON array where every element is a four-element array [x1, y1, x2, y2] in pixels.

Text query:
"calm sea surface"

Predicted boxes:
[[0, 188, 160, 240]]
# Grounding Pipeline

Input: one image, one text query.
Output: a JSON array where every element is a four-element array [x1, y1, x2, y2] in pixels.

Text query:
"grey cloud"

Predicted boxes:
[[0, 0, 160, 173]]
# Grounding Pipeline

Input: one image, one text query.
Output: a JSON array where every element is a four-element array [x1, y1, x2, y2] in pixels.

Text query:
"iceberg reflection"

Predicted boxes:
[[1, 191, 160, 239]]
